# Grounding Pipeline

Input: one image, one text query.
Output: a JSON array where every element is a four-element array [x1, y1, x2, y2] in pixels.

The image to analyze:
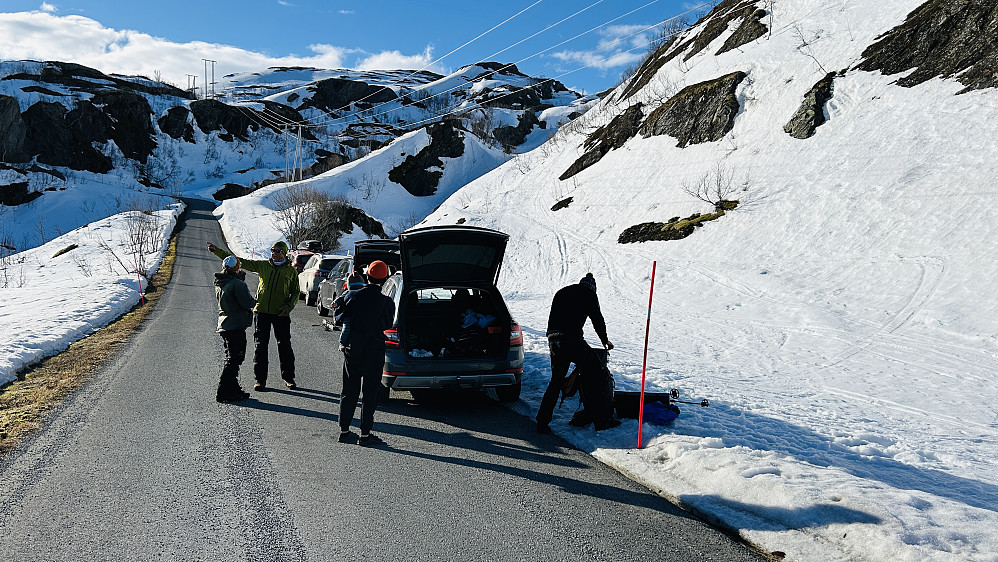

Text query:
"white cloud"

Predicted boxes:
[[354, 46, 444, 74], [0, 11, 436, 86], [39, 3, 57, 13], [548, 24, 654, 72]]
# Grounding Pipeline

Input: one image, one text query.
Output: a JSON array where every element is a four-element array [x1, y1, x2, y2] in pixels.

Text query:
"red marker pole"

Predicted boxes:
[[637, 261, 657, 449]]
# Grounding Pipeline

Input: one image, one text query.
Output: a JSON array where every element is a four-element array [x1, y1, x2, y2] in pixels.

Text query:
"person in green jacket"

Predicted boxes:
[[207, 240, 299, 391]]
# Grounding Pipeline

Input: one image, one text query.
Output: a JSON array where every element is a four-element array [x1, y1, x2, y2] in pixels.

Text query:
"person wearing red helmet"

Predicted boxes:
[[334, 260, 395, 445]]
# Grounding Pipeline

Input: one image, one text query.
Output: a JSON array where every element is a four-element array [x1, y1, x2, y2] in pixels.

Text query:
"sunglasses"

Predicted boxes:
[[271, 248, 285, 253]]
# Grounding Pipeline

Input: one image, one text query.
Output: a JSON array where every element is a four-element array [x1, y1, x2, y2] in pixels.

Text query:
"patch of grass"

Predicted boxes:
[[0, 235, 178, 457]]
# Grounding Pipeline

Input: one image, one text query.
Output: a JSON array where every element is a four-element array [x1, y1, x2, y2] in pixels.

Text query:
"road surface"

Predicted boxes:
[[0, 199, 763, 561]]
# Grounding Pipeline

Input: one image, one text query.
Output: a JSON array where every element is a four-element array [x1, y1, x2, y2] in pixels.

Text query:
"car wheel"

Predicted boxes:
[[317, 298, 329, 316], [305, 291, 317, 306], [495, 381, 521, 403]]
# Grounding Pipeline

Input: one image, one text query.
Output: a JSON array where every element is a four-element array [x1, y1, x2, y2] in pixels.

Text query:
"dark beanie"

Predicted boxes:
[[579, 273, 596, 292]]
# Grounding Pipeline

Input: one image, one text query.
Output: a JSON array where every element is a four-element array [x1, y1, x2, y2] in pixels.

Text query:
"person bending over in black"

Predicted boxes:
[[536, 273, 619, 433]]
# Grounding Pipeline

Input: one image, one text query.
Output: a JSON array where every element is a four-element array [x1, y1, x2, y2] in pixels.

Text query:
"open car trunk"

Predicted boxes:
[[398, 287, 510, 360]]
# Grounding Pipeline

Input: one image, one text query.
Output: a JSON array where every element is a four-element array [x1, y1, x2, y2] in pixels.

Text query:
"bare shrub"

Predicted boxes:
[[271, 185, 356, 251], [683, 164, 741, 211]]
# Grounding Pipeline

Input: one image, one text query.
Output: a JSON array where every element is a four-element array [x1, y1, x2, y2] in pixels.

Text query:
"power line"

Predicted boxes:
[[314, 3, 713, 132], [307, 0, 548, 118], [308, 0, 710, 130]]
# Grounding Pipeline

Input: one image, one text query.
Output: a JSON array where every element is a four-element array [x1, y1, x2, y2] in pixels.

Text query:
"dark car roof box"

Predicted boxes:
[[400, 225, 508, 287]]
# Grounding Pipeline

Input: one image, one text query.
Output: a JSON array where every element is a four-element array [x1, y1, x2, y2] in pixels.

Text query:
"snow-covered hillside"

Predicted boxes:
[[414, 0, 998, 559], [0, 59, 592, 253]]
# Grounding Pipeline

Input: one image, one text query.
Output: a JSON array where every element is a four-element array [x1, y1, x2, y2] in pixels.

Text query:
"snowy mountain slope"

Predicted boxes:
[[0, 59, 591, 253], [412, 0, 998, 559]]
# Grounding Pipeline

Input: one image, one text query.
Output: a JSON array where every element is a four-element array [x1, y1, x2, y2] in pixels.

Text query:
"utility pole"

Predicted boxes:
[[186, 74, 197, 98], [201, 59, 216, 99]]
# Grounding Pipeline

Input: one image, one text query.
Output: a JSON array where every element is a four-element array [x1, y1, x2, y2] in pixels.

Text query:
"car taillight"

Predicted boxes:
[[384, 327, 400, 349], [510, 323, 523, 346]]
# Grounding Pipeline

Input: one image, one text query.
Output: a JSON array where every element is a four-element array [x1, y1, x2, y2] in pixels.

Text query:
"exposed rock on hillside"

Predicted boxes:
[[300, 78, 397, 113], [92, 91, 157, 163], [190, 99, 263, 141], [784, 72, 837, 139], [716, 6, 769, 56], [618, 203, 737, 244], [0, 95, 28, 162], [493, 111, 541, 151], [640, 71, 746, 148], [3, 61, 192, 98], [388, 120, 466, 196], [0, 181, 43, 206], [559, 104, 644, 181], [157, 106, 195, 142], [619, 0, 766, 100], [21, 101, 112, 173], [857, 0, 998, 93]]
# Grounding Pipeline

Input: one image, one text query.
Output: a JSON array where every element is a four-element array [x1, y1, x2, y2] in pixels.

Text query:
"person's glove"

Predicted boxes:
[[206, 241, 217, 253], [605, 341, 614, 351]]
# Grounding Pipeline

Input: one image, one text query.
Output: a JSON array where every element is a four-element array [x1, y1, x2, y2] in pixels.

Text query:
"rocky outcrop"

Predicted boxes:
[[618, 204, 737, 243], [856, 0, 998, 93], [716, 6, 769, 56], [92, 91, 157, 163], [493, 111, 541, 150], [190, 99, 262, 141], [640, 71, 746, 148], [560, 104, 644, 181], [158, 106, 195, 142], [212, 183, 255, 201], [784, 72, 837, 139], [0, 181, 43, 206], [18, 94, 151, 172], [300, 78, 397, 113], [0, 95, 28, 162], [3, 61, 192, 99], [388, 120, 465, 196], [619, 0, 766, 100]]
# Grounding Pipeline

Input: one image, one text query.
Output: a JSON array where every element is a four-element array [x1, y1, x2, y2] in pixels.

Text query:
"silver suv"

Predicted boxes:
[[380, 225, 524, 402]]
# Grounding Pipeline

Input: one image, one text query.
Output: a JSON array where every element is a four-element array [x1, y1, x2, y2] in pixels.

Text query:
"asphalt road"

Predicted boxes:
[[0, 199, 764, 561]]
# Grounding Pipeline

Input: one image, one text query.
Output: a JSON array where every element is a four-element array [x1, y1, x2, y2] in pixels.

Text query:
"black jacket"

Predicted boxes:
[[334, 284, 395, 354], [546, 283, 609, 346]]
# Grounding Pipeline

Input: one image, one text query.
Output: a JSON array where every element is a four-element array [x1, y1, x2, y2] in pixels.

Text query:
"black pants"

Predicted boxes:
[[537, 336, 610, 426], [218, 329, 247, 394], [339, 348, 385, 434], [253, 312, 295, 384]]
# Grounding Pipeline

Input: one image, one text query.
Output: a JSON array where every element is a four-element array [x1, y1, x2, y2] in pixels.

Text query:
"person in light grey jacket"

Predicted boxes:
[[214, 255, 256, 403]]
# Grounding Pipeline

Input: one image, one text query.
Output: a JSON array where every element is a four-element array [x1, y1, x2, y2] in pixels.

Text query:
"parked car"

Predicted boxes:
[[297, 239, 322, 252], [298, 253, 347, 306], [317, 239, 401, 317], [289, 250, 314, 274], [379, 225, 523, 402]]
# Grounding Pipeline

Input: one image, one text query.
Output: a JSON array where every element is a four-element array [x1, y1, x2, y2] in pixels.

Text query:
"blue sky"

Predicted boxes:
[[0, 0, 708, 94]]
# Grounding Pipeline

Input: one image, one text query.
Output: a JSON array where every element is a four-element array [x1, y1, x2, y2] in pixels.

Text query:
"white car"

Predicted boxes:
[[297, 253, 347, 306]]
